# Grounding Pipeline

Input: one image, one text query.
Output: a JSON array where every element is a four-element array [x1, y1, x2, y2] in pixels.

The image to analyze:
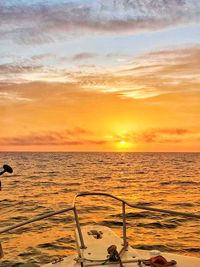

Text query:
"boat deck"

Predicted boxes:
[[44, 250, 200, 266], [44, 224, 200, 266]]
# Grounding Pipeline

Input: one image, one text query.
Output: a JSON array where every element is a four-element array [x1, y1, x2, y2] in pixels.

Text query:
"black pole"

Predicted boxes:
[[0, 165, 13, 191]]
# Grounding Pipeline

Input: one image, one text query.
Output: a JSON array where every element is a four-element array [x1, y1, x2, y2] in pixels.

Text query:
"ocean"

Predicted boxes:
[[0, 152, 200, 266]]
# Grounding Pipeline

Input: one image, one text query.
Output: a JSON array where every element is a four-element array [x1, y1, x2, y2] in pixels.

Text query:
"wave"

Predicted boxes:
[[160, 180, 200, 186], [134, 244, 174, 252], [137, 221, 178, 229]]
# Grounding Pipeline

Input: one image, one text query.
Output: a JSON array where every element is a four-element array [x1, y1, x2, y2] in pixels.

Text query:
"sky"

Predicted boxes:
[[0, 0, 200, 152]]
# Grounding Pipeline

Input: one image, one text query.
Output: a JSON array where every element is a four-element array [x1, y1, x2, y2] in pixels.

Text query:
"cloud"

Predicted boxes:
[[31, 53, 56, 61], [0, 91, 33, 104], [71, 52, 97, 61], [74, 46, 200, 98], [0, 45, 199, 99], [133, 128, 196, 143], [0, 63, 43, 75], [0, 0, 199, 44], [0, 128, 107, 146], [111, 127, 200, 144]]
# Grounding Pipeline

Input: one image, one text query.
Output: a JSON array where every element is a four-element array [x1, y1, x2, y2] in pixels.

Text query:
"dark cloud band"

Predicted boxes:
[[0, 0, 199, 45]]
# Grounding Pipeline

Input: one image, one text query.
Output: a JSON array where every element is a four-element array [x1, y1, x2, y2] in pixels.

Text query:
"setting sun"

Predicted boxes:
[[119, 140, 126, 146], [114, 138, 133, 151]]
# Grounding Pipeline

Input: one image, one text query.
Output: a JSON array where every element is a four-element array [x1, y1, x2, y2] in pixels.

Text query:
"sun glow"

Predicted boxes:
[[116, 139, 133, 151], [119, 140, 126, 146], [106, 133, 134, 151]]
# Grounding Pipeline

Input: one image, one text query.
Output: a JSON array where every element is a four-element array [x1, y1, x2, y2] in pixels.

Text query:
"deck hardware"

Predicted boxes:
[[88, 230, 103, 239], [52, 256, 64, 264]]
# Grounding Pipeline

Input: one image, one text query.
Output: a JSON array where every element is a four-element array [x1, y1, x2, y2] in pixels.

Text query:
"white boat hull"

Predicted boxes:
[[44, 225, 200, 266], [43, 250, 200, 266]]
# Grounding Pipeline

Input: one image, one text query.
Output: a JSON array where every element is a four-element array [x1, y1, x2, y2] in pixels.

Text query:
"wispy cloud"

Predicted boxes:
[[112, 127, 200, 144], [134, 128, 192, 143], [0, 0, 199, 45], [74, 46, 200, 98], [71, 52, 97, 61], [1, 46, 199, 99], [31, 53, 56, 61], [0, 91, 33, 104], [0, 128, 106, 146], [0, 63, 43, 75]]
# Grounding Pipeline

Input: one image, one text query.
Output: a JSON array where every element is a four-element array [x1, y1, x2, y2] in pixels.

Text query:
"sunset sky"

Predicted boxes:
[[0, 0, 200, 152]]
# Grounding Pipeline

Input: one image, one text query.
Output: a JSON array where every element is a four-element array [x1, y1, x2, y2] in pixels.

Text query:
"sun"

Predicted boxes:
[[119, 140, 126, 146], [116, 139, 132, 151], [106, 134, 134, 151]]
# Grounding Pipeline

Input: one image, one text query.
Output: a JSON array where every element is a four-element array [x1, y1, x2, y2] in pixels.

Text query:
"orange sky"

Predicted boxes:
[[0, 1, 200, 152], [1, 80, 200, 152]]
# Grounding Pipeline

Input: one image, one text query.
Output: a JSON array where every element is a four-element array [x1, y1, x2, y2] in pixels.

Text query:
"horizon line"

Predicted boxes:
[[0, 151, 199, 153]]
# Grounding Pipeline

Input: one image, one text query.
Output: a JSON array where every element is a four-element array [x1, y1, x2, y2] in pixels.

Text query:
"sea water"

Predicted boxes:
[[0, 152, 200, 266]]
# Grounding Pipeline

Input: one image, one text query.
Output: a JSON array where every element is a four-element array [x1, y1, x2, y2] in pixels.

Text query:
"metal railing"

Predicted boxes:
[[1, 191, 200, 250], [0, 207, 74, 234], [72, 192, 200, 250]]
